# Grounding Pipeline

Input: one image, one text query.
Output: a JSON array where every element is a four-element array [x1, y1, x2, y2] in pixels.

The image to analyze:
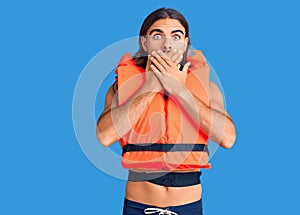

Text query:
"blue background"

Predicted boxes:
[[1, 0, 299, 214]]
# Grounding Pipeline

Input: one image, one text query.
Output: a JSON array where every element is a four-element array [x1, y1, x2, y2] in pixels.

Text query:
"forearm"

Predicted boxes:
[[171, 85, 236, 148], [97, 85, 158, 147]]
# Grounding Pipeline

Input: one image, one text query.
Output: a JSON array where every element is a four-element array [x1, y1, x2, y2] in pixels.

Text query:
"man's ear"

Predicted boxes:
[[184, 37, 189, 52], [141, 36, 147, 52]]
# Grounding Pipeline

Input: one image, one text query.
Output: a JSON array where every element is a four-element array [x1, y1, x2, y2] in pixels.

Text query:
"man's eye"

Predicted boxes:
[[173, 35, 180, 40], [153, 34, 162, 40]]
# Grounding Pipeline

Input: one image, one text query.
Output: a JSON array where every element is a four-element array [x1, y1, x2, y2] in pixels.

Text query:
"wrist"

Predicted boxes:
[[170, 82, 188, 97]]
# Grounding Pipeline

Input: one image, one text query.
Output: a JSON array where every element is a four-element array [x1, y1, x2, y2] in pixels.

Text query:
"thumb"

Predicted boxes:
[[182, 61, 191, 73]]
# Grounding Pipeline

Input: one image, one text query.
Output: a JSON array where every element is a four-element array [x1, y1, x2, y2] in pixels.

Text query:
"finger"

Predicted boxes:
[[158, 50, 172, 61], [158, 50, 180, 68], [160, 49, 181, 67], [154, 50, 172, 68], [174, 54, 183, 65], [164, 57, 177, 68], [150, 64, 163, 78], [182, 61, 191, 73], [171, 49, 181, 62], [170, 49, 178, 61], [151, 52, 168, 73]]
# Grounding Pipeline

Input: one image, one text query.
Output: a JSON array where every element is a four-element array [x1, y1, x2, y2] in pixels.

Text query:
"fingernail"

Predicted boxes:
[[152, 51, 156, 55], [157, 50, 161, 54]]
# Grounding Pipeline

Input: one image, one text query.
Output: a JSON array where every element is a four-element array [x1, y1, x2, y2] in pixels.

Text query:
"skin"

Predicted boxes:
[[96, 18, 236, 207]]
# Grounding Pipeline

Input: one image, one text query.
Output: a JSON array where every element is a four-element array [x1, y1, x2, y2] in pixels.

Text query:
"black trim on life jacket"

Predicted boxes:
[[122, 143, 208, 155], [128, 170, 202, 187]]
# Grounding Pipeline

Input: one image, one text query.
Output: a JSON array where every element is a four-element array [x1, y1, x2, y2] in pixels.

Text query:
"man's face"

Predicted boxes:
[[141, 18, 189, 57]]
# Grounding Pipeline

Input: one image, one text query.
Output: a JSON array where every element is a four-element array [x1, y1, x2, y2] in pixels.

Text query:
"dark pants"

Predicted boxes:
[[122, 198, 203, 215]]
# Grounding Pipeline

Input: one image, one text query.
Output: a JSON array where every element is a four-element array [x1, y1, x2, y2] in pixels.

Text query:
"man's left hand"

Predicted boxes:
[[150, 50, 191, 94]]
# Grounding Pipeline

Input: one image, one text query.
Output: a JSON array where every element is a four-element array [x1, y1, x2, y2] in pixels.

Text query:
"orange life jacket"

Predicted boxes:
[[116, 50, 211, 171]]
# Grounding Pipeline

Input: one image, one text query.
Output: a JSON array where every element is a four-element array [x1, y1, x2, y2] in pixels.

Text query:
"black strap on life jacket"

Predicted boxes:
[[128, 170, 202, 187], [122, 143, 208, 155]]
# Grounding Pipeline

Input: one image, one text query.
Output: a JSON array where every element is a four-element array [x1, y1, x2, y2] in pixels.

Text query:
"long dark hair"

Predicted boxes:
[[134, 8, 191, 69]]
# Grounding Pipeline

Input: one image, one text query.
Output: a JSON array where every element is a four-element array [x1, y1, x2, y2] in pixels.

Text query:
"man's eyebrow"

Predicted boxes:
[[149, 29, 163, 35], [171, 29, 184, 35], [149, 29, 185, 35]]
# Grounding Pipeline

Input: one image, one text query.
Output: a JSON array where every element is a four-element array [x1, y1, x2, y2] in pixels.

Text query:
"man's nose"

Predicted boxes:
[[162, 37, 172, 52]]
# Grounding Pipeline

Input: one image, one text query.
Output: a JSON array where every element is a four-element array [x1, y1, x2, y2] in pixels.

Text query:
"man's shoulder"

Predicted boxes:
[[117, 53, 135, 67]]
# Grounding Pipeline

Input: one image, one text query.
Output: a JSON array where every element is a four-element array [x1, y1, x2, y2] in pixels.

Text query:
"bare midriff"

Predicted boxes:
[[125, 170, 202, 207]]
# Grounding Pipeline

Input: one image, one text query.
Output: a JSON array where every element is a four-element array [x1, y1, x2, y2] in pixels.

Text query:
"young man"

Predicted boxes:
[[96, 8, 236, 215]]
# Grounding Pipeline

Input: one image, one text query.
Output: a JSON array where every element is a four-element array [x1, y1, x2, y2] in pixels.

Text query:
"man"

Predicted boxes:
[[96, 8, 236, 215]]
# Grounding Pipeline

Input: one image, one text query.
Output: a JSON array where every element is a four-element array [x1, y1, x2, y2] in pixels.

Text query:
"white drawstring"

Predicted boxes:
[[144, 207, 178, 215]]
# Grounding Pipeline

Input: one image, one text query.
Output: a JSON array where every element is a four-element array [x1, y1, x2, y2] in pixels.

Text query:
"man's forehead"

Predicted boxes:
[[147, 19, 185, 34]]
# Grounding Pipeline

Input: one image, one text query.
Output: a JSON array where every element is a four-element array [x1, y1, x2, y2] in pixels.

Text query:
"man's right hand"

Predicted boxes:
[[142, 56, 163, 93]]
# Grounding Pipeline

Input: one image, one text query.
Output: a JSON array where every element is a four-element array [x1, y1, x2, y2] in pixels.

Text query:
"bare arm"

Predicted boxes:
[[96, 65, 162, 147], [170, 82, 236, 148], [150, 50, 236, 148]]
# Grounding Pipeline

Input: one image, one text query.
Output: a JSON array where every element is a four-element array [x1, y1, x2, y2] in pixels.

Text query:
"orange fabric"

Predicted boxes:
[[116, 50, 211, 171]]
